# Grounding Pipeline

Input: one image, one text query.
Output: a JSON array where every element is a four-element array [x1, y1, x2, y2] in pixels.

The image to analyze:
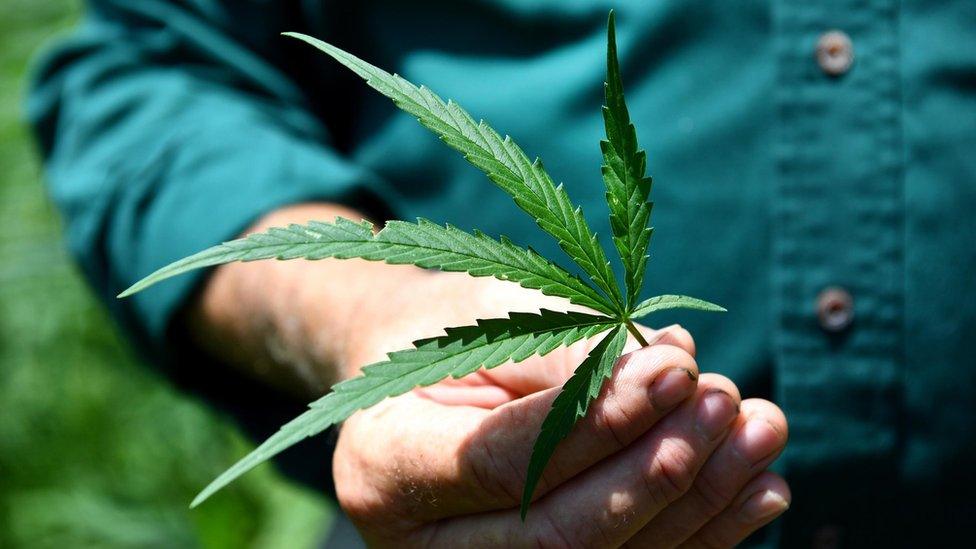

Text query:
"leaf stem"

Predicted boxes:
[[625, 320, 650, 347]]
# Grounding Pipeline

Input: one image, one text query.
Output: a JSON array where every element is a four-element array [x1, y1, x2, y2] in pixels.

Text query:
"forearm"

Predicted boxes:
[[184, 201, 576, 399], [185, 202, 422, 397]]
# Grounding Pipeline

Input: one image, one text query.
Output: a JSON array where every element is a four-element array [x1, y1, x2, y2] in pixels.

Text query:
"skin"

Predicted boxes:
[[189, 203, 791, 547]]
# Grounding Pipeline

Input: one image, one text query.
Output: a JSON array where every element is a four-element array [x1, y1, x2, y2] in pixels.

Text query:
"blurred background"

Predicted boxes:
[[0, 1, 335, 546]]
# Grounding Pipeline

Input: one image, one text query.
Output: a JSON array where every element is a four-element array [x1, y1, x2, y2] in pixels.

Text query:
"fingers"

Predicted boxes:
[[626, 398, 789, 548], [338, 343, 701, 527], [488, 324, 697, 396], [467, 344, 700, 510], [415, 380, 521, 408], [679, 471, 791, 549], [427, 374, 741, 547]]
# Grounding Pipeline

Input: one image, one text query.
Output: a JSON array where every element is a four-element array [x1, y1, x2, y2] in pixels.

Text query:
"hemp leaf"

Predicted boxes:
[[521, 324, 629, 518], [119, 217, 615, 316], [601, 11, 653, 307], [192, 309, 618, 507], [119, 11, 725, 517], [280, 31, 623, 309]]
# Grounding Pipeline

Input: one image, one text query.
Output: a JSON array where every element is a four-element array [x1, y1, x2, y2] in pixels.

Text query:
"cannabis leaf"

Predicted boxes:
[[518, 12, 723, 516], [191, 309, 618, 507], [282, 31, 624, 311], [601, 11, 653, 307], [120, 10, 726, 517], [630, 294, 727, 319], [119, 217, 615, 315], [520, 324, 629, 519]]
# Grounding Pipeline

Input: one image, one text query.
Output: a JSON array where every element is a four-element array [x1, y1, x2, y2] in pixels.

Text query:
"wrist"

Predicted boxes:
[[188, 202, 394, 395], [333, 267, 451, 379]]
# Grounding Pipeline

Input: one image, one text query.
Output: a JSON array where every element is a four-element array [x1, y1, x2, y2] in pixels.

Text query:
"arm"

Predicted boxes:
[[186, 200, 591, 398], [192, 206, 791, 548], [30, 4, 790, 545], [186, 202, 393, 398], [28, 1, 387, 350], [26, 0, 387, 491]]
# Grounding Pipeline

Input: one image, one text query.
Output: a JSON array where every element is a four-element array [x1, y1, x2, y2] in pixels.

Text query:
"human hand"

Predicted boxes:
[[188, 203, 790, 546], [335, 274, 790, 548]]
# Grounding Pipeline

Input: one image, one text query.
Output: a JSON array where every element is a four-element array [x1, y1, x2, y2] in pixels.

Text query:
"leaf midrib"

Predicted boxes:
[[222, 230, 605, 307]]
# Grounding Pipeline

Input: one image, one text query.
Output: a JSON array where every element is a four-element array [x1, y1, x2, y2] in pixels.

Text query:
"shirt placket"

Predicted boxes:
[[771, 0, 904, 546]]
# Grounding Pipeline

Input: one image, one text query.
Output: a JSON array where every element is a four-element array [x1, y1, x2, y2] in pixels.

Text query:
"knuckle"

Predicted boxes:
[[465, 433, 523, 505], [588, 396, 632, 450], [688, 472, 736, 516], [593, 500, 639, 545], [534, 505, 580, 549], [647, 439, 698, 504]]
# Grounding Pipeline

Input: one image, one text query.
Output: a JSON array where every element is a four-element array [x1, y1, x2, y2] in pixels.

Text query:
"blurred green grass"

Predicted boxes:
[[0, 1, 333, 547]]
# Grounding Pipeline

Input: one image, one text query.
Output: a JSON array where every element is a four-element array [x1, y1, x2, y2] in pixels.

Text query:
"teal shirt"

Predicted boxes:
[[29, 1, 976, 545]]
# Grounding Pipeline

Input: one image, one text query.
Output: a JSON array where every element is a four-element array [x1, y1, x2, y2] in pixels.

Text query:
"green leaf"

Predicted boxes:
[[520, 323, 628, 519], [191, 309, 617, 507], [119, 217, 616, 315], [601, 11, 654, 307], [629, 294, 726, 320], [284, 32, 624, 311]]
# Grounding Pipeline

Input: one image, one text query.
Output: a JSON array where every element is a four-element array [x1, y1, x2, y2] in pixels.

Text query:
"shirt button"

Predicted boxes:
[[817, 287, 854, 332], [816, 30, 854, 76]]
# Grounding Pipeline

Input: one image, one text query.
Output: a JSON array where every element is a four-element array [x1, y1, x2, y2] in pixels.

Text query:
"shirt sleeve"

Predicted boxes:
[[27, 0, 390, 349], [26, 1, 389, 494]]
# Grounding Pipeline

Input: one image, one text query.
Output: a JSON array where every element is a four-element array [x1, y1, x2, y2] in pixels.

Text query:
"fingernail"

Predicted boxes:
[[732, 418, 783, 466], [695, 389, 738, 440], [650, 367, 696, 410], [738, 489, 789, 523]]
